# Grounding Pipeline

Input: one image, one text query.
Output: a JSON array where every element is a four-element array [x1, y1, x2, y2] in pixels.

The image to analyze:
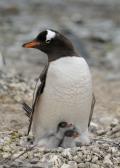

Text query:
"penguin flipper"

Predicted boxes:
[[27, 63, 49, 135], [22, 102, 32, 118], [88, 94, 96, 127]]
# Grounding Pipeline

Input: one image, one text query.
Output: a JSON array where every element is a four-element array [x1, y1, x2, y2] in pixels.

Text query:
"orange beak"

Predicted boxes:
[[22, 40, 40, 48]]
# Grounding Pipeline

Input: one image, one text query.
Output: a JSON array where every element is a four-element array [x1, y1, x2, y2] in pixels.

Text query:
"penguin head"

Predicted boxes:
[[56, 121, 73, 140], [57, 121, 73, 132], [23, 29, 76, 61], [64, 130, 79, 139]]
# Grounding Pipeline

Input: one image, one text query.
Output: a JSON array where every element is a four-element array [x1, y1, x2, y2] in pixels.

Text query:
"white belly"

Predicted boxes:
[[32, 57, 93, 139]]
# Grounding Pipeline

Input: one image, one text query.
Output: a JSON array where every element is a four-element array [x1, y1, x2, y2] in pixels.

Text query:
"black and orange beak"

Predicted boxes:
[[22, 39, 40, 48]]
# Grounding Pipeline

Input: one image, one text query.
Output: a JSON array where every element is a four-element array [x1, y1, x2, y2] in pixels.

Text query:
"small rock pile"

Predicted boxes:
[[0, 121, 119, 168]]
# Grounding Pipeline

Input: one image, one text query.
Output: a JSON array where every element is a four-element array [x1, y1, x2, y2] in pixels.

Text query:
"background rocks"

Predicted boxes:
[[0, 121, 120, 167]]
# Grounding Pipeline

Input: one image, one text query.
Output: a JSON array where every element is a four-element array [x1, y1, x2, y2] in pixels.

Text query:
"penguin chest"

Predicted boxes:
[[33, 57, 92, 137], [44, 57, 92, 102]]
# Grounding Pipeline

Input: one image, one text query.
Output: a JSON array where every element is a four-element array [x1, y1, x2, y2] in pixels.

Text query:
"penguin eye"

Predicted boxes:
[[58, 122, 67, 128], [46, 40, 51, 44], [61, 123, 65, 127]]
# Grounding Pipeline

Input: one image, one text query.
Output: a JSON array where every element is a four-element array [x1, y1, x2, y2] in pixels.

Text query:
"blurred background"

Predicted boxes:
[[0, 0, 119, 131]]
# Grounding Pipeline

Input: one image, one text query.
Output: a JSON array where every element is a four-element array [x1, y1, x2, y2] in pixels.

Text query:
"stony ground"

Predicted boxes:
[[0, 0, 120, 167], [0, 118, 120, 168]]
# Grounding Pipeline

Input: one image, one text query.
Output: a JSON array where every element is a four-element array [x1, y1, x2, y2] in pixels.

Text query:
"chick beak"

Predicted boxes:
[[67, 123, 73, 127], [22, 39, 40, 48]]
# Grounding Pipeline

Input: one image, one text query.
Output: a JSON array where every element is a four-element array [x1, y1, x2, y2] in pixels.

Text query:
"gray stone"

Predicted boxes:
[[61, 164, 75, 168], [103, 154, 113, 166]]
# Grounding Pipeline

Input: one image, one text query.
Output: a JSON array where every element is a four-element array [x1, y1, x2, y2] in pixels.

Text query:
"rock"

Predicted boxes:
[[68, 161, 77, 168], [0, 139, 5, 145], [107, 125, 120, 136], [0, 52, 5, 70], [110, 147, 118, 154], [101, 144, 110, 150], [110, 118, 119, 127], [62, 148, 73, 159], [92, 156, 98, 163], [103, 154, 113, 166], [50, 155, 63, 167], [105, 47, 120, 72], [90, 163, 100, 168], [30, 158, 39, 164], [84, 162, 90, 167], [87, 19, 114, 43], [61, 163, 76, 168], [3, 152, 11, 159], [71, 14, 84, 25], [113, 29, 120, 45], [73, 155, 82, 163], [61, 162, 78, 168], [86, 154, 92, 162], [96, 129, 107, 136], [78, 163, 85, 168], [3, 145, 11, 152]]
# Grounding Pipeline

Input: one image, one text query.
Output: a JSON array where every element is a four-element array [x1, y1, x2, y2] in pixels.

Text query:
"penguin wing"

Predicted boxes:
[[88, 94, 96, 127], [22, 102, 32, 118], [23, 63, 49, 135], [22, 77, 42, 118]]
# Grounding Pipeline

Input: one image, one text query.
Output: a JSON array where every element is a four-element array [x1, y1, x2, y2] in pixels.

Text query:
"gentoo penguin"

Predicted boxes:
[[22, 29, 95, 145], [60, 130, 79, 148], [35, 121, 73, 148]]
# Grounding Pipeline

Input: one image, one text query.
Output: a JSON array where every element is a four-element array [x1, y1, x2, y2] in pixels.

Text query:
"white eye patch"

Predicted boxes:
[[46, 30, 56, 42]]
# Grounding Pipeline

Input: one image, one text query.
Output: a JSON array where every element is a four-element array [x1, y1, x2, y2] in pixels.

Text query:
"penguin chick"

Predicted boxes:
[[75, 129, 90, 146], [61, 130, 79, 148], [56, 121, 74, 139], [36, 121, 73, 149]]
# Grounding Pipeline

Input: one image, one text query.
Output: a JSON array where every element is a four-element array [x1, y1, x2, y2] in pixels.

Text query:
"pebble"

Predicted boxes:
[[68, 161, 78, 168], [61, 163, 75, 168], [78, 163, 85, 168], [110, 119, 119, 127], [62, 148, 73, 159], [92, 156, 98, 163], [86, 154, 92, 162], [96, 129, 107, 136], [104, 47, 120, 72], [90, 163, 100, 168], [73, 155, 82, 163], [3, 152, 11, 159], [103, 154, 113, 166], [49, 155, 63, 167], [30, 158, 39, 164]]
